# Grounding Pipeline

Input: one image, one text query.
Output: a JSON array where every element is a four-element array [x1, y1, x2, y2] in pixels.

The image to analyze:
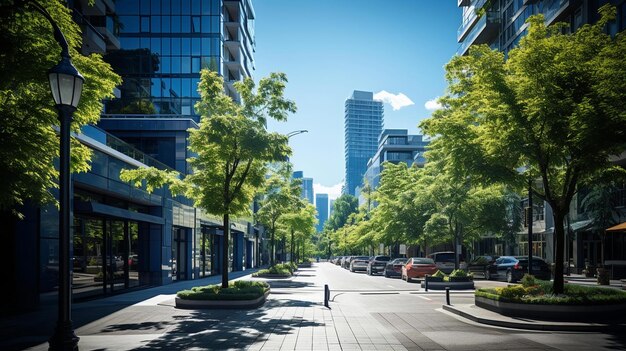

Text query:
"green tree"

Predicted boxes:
[[256, 164, 302, 266], [0, 0, 120, 214], [325, 194, 358, 231], [121, 70, 296, 288], [280, 201, 317, 263], [421, 5, 626, 293], [370, 162, 430, 253]]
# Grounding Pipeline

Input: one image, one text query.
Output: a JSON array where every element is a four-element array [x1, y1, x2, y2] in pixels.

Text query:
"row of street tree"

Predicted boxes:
[[322, 6, 626, 295]]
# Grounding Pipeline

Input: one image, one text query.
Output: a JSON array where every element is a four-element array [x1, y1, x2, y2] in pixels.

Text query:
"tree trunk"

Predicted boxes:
[[290, 230, 295, 263], [270, 229, 275, 267], [222, 213, 230, 289], [553, 210, 566, 294]]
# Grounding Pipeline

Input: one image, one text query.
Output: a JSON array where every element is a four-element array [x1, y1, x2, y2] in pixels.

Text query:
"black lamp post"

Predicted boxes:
[[20, 1, 84, 350]]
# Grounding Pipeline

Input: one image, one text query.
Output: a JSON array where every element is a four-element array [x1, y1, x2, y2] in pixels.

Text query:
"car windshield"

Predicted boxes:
[[375, 256, 391, 261], [412, 258, 434, 264], [355, 256, 369, 260], [392, 258, 407, 264]]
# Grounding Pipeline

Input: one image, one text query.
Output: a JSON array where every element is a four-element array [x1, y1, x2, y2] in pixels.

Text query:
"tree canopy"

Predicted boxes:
[[420, 5, 626, 293], [121, 70, 296, 287], [0, 0, 120, 213]]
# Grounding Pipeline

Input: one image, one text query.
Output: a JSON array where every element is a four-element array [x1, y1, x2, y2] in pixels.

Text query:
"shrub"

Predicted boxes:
[[178, 281, 269, 301], [253, 266, 292, 276], [449, 269, 468, 277], [520, 274, 537, 288], [476, 282, 626, 305], [431, 270, 446, 278]]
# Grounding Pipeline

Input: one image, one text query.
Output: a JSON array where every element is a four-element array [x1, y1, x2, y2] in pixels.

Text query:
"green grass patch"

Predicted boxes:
[[177, 280, 269, 301], [476, 277, 626, 305]]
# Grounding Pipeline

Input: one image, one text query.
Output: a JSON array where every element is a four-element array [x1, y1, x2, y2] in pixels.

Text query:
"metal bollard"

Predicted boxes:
[[424, 276, 429, 292], [324, 284, 330, 308], [445, 287, 451, 305]]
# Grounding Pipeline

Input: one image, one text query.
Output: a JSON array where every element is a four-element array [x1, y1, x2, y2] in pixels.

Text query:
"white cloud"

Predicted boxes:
[[313, 182, 343, 201], [424, 98, 443, 111], [373, 90, 415, 111]]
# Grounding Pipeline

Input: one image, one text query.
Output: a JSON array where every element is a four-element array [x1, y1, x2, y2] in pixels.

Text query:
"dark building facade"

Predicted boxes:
[[7, 0, 260, 312]]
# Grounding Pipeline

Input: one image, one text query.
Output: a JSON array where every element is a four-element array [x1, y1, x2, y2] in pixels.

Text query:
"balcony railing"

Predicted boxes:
[[457, 10, 500, 55]]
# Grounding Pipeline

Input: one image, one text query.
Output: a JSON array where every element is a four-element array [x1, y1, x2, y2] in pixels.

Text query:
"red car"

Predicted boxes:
[[402, 257, 438, 282]]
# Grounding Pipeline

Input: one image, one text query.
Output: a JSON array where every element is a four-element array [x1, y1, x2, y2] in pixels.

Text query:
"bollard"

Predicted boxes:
[[445, 287, 451, 305], [324, 284, 330, 308], [424, 276, 429, 292]]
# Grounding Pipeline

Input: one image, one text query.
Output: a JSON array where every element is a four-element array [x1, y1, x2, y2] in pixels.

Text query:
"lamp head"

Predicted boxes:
[[48, 56, 84, 108]]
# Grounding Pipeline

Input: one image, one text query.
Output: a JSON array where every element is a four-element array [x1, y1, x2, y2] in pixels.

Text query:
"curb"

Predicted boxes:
[[442, 304, 625, 332]]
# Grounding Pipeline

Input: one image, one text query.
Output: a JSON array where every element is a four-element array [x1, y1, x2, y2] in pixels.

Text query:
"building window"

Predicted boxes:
[[192, 16, 201, 32], [140, 16, 150, 33]]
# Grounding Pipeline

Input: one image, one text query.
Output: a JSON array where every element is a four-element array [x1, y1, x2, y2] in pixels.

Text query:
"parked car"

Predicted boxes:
[[488, 256, 551, 283], [402, 257, 438, 282], [341, 256, 353, 269], [366, 255, 391, 275], [350, 256, 371, 272], [467, 255, 499, 279], [426, 251, 466, 274], [384, 258, 408, 278]]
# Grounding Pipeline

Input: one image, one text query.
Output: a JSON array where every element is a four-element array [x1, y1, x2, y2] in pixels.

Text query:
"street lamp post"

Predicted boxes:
[[21, 2, 84, 350]]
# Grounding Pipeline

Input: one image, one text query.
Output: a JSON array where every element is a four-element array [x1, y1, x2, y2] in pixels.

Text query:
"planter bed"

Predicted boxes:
[[475, 295, 626, 321], [176, 290, 270, 309]]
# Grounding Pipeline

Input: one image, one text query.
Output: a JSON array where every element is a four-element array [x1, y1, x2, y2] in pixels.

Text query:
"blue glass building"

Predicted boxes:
[[344, 90, 383, 196], [315, 193, 329, 232], [362, 129, 429, 191], [293, 171, 314, 204]]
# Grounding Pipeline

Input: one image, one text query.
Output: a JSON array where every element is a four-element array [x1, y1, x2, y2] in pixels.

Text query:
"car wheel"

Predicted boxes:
[[484, 269, 491, 280], [507, 270, 515, 283], [350, 266, 354, 272], [384, 271, 388, 278], [367, 268, 371, 275]]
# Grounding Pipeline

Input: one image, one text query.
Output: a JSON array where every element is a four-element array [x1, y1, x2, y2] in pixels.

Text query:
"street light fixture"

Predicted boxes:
[[286, 129, 308, 139], [20, 1, 84, 349]]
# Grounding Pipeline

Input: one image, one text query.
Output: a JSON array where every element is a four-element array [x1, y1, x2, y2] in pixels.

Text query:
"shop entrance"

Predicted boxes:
[[172, 227, 187, 281], [72, 218, 142, 298]]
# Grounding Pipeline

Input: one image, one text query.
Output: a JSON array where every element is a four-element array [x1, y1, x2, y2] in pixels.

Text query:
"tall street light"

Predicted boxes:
[[20, 1, 84, 350]]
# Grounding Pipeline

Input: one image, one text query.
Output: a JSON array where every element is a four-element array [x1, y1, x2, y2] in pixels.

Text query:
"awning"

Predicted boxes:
[[540, 219, 593, 235], [607, 222, 626, 232]]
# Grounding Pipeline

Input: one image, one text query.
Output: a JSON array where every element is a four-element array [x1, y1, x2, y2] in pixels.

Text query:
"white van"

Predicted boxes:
[[426, 251, 467, 274]]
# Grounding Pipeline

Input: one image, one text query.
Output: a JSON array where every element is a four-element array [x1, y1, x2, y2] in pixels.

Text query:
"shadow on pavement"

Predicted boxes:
[[266, 280, 314, 289], [129, 301, 324, 350]]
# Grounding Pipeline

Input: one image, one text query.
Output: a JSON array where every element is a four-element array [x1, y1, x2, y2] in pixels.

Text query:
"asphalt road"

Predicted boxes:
[[314, 262, 626, 351]]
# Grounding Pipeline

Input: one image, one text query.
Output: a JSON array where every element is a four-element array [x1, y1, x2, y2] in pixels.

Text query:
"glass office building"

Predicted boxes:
[[344, 90, 384, 196], [363, 129, 429, 190], [293, 171, 314, 204], [315, 193, 329, 233], [99, 0, 255, 174]]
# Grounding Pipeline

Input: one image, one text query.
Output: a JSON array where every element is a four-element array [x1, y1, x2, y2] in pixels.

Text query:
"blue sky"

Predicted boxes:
[[254, 1, 462, 199]]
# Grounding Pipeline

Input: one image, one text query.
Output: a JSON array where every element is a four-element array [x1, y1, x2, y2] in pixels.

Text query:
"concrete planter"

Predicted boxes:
[[475, 296, 626, 321], [175, 290, 270, 309], [253, 273, 292, 279], [421, 279, 474, 290]]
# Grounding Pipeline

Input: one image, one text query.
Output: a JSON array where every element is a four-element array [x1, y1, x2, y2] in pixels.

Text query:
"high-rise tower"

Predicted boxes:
[[344, 90, 383, 195]]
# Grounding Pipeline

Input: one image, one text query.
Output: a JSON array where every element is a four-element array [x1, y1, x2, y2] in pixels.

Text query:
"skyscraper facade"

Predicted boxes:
[[363, 129, 429, 190], [293, 171, 314, 204], [344, 90, 383, 196], [99, 0, 255, 174], [315, 193, 329, 232]]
